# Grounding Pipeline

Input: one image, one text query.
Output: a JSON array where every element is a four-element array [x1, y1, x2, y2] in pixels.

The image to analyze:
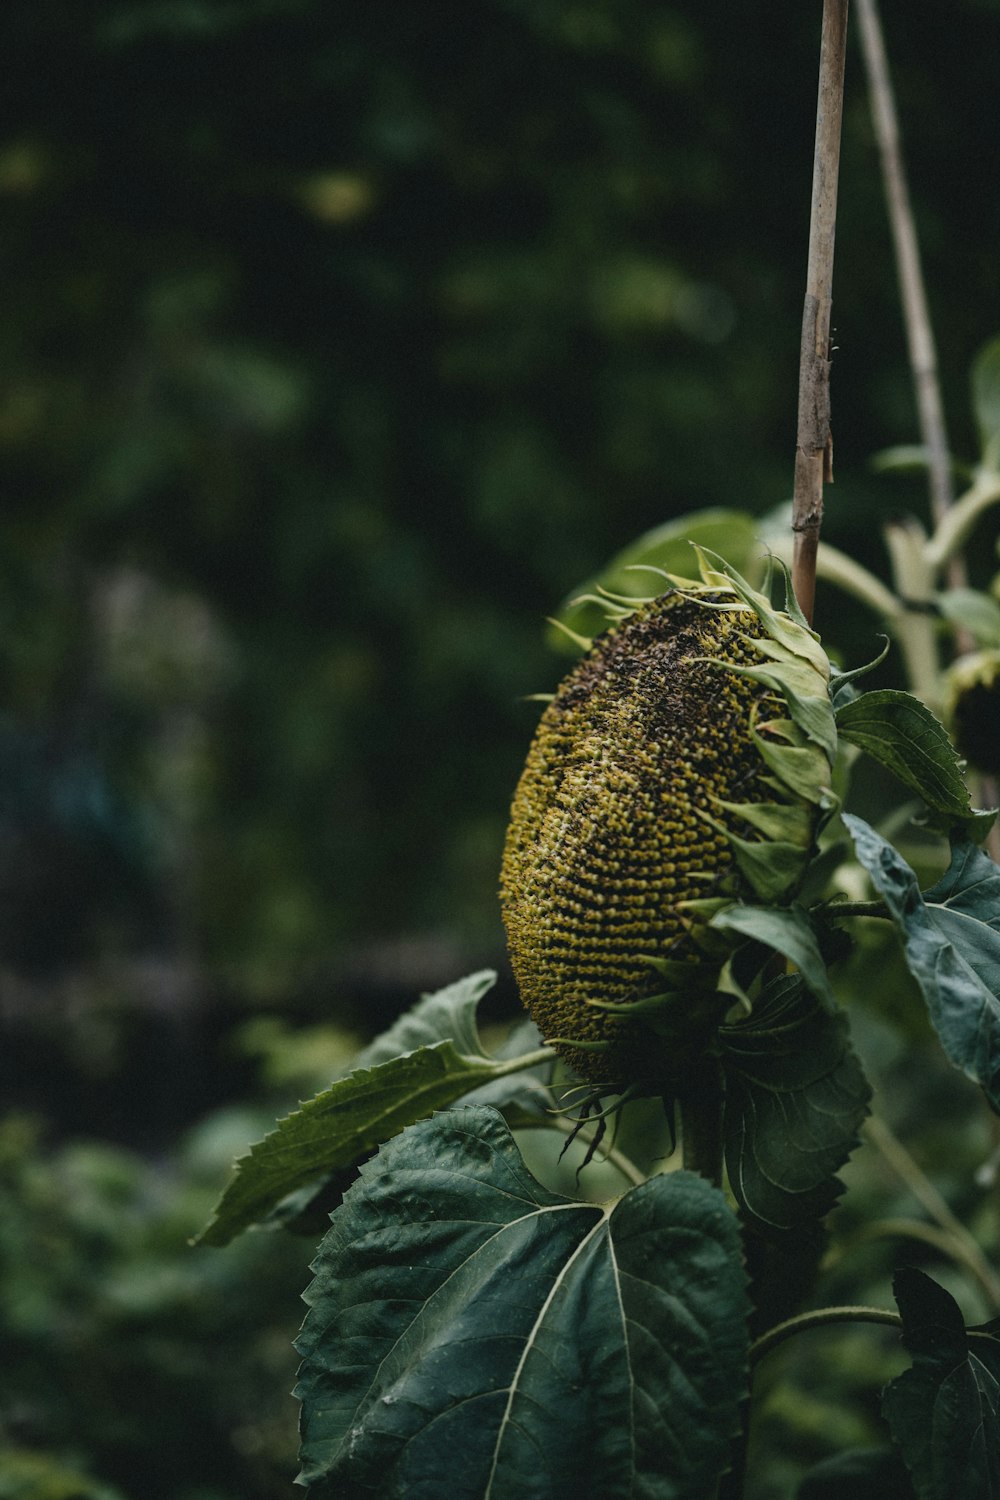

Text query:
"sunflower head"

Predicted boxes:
[[946, 649, 1000, 778], [500, 554, 836, 1089]]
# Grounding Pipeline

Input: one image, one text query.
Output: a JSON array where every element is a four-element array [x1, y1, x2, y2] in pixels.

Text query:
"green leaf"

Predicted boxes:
[[830, 638, 891, 706], [195, 973, 554, 1246], [353, 971, 555, 1116], [937, 589, 1000, 649], [844, 816, 1000, 1110], [258, 978, 553, 1239], [883, 1267, 1000, 1499], [295, 1106, 751, 1500], [973, 336, 1000, 472], [548, 508, 760, 652], [694, 547, 831, 678], [715, 797, 815, 846], [836, 689, 988, 838], [719, 975, 870, 1236], [710, 902, 835, 1006], [870, 445, 975, 483], [752, 717, 832, 805], [728, 833, 815, 903], [871, 443, 937, 474], [352, 969, 497, 1068]]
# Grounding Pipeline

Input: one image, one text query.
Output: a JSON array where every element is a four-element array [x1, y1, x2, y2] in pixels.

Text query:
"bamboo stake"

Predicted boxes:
[[792, 0, 850, 626]]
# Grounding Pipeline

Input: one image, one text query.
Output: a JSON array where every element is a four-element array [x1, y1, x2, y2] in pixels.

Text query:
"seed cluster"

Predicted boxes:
[[501, 591, 777, 1085]]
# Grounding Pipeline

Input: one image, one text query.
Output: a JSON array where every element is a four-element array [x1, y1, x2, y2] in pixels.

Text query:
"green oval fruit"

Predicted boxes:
[[500, 563, 835, 1089]]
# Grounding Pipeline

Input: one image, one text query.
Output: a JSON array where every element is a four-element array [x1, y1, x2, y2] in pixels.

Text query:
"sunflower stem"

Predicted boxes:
[[678, 1056, 725, 1188]]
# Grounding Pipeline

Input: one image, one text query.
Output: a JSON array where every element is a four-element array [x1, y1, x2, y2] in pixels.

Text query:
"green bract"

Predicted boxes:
[[500, 555, 836, 1088]]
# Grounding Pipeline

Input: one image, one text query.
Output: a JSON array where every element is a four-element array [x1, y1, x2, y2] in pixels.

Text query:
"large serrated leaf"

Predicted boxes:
[[719, 976, 871, 1236], [352, 969, 498, 1066], [835, 690, 989, 838], [883, 1267, 1000, 1499], [295, 1106, 751, 1500], [196, 972, 554, 1246], [352, 970, 555, 1115], [255, 974, 554, 1239], [844, 816, 1000, 1110], [357, 970, 555, 1114]]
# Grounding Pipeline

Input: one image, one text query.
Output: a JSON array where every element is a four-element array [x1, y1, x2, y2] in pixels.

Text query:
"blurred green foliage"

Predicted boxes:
[[0, 1111, 312, 1499]]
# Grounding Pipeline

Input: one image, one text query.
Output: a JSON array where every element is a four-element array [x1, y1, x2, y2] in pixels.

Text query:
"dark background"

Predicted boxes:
[[1, 3, 998, 1495]]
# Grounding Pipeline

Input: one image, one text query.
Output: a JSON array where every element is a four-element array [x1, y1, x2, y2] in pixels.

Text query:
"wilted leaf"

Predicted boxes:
[[719, 975, 870, 1236], [296, 1106, 751, 1500], [844, 816, 1000, 1110], [883, 1267, 1000, 1499]]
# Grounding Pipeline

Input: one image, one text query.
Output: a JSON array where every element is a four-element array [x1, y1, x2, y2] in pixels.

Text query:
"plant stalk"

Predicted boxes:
[[882, 515, 942, 709], [856, 1, 1000, 850], [678, 1056, 724, 1188], [792, 0, 850, 626], [855, 0, 958, 546]]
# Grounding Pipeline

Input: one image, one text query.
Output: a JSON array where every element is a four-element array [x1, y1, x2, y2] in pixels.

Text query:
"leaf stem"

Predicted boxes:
[[489, 1046, 558, 1078], [823, 899, 891, 919], [751, 1297, 1000, 1369], [679, 1057, 725, 1188], [791, 0, 850, 625], [925, 474, 1000, 572], [882, 516, 942, 709], [750, 1304, 901, 1367], [863, 1114, 1000, 1312]]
